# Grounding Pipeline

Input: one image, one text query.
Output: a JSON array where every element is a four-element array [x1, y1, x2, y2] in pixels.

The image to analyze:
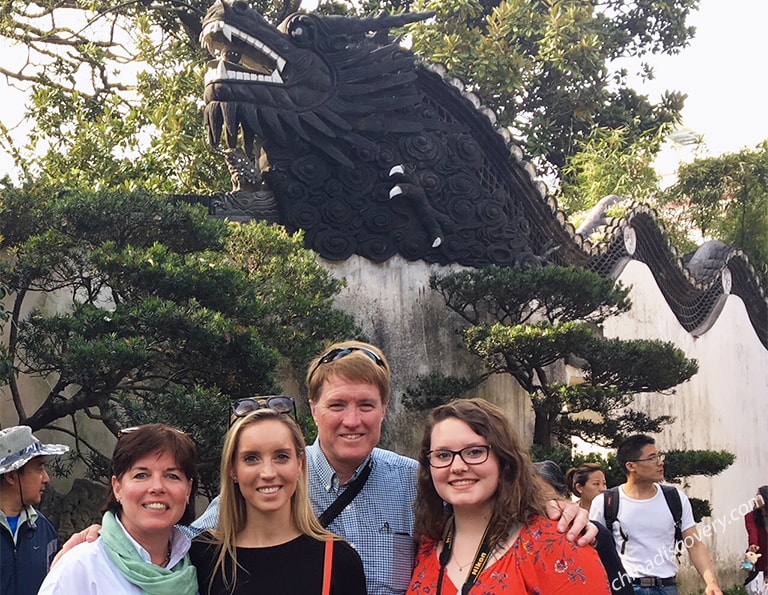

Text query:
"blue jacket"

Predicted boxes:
[[1, 507, 61, 595]]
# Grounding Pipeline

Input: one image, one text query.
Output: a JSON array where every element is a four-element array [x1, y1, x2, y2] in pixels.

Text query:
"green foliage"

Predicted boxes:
[[405, 0, 691, 174], [3, 0, 693, 192], [0, 281, 11, 384], [663, 449, 736, 483], [402, 372, 486, 410], [661, 141, 768, 283], [430, 264, 698, 448], [0, 187, 358, 495], [430, 264, 631, 326], [560, 126, 664, 214]]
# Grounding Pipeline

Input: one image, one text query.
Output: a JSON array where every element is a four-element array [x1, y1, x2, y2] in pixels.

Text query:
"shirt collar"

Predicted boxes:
[[0, 506, 39, 539], [308, 439, 374, 491], [114, 514, 191, 568]]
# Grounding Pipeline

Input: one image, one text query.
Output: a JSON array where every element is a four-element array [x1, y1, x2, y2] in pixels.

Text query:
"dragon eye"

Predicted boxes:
[[287, 15, 316, 44], [231, 1, 249, 14]]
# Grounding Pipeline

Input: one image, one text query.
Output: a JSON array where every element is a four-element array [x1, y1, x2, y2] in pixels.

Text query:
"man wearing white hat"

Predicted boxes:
[[0, 425, 69, 595]]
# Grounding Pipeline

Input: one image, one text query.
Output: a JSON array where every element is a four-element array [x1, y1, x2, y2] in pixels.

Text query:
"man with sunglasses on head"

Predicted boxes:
[[59, 340, 596, 594], [589, 434, 722, 595]]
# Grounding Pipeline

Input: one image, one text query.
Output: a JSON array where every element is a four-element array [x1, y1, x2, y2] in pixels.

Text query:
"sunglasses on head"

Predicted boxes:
[[309, 346, 386, 381], [117, 425, 187, 439], [230, 395, 296, 422]]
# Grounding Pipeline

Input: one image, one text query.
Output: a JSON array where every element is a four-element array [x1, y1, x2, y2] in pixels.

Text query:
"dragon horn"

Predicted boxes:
[[319, 11, 435, 36]]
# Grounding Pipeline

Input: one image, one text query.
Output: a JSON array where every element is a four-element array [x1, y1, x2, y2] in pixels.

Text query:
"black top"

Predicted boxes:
[[593, 521, 634, 595], [190, 532, 367, 595]]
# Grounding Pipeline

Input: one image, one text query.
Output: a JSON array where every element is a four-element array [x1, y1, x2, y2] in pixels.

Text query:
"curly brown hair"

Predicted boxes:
[[412, 398, 546, 549]]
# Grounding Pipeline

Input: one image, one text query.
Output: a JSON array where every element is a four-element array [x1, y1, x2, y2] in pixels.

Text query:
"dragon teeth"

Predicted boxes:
[[222, 23, 233, 42]]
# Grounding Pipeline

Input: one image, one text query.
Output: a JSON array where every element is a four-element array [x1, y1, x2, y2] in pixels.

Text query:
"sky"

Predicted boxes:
[[1, 0, 767, 179], [623, 0, 768, 157]]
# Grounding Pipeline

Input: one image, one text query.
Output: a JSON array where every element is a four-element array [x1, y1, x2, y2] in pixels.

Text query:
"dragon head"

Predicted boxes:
[[200, 0, 434, 166]]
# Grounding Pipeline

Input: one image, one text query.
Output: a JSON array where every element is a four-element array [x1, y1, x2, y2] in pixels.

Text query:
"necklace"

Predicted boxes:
[[160, 540, 172, 567], [452, 552, 473, 572], [437, 519, 493, 595]]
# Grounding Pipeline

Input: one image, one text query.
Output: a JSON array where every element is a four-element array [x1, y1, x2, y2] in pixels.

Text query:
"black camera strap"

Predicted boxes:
[[318, 458, 373, 528], [436, 518, 493, 595]]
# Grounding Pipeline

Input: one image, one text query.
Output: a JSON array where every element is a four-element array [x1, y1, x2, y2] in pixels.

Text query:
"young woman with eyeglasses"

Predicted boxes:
[[39, 424, 199, 594], [408, 398, 610, 595], [189, 408, 366, 594]]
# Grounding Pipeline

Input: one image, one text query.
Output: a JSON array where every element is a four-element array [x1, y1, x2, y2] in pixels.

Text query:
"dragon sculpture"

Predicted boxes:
[[196, 0, 767, 347]]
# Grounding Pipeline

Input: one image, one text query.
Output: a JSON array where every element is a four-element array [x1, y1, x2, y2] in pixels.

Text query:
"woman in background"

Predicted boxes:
[[566, 462, 607, 511], [537, 460, 632, 595], [745, 485, 768, 595], [39, 424, 199, 594], [408, 398, 609, 594], [190, 407, 366, 594]]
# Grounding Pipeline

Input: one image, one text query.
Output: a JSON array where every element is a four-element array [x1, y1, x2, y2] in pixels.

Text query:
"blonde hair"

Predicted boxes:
[[210, 409, 337, 590]]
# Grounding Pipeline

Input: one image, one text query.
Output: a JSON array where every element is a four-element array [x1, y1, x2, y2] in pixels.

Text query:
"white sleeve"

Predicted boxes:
[[589, 492, 606, 525], [678, 489, 697, 532], [38, 545, 101, 594]]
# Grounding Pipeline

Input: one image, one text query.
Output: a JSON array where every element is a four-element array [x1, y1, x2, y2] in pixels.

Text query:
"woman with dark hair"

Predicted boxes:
[[408, 398, 609, 594], [745, 485, 768, 594], [190, 407, 366, 594], [566, 462, 607, 510], [39, 424, 199, 594]]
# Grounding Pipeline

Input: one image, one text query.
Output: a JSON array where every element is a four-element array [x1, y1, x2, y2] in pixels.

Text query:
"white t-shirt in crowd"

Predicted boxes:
[[590, 483, 696, 579]]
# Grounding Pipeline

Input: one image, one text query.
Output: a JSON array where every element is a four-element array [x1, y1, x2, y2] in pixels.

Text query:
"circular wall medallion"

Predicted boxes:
[[623, 226, 637, 255]]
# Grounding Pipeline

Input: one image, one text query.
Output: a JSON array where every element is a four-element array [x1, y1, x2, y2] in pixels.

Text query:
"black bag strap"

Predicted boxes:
[[604, 484, 684, 560], [660, 484, 684, 560], [318, 458, 373, 528], [604, 486, 629, 553]]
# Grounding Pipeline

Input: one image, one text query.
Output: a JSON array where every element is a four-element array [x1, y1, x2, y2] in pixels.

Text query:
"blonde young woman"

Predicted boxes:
[[408, 398, 609, 595], [189, 407, 366, 594]]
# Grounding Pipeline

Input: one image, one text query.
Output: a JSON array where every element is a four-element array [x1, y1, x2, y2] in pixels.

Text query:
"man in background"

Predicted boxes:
[[590, 434, 722, 595], [0, 425, 69, 595]]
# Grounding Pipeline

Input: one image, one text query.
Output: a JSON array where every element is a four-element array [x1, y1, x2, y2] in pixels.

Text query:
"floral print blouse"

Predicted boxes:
[[408, 515, 610, 594]]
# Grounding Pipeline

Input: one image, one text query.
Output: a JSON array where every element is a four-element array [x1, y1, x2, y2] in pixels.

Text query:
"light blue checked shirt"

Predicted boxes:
[[183, 440, 419, 595]]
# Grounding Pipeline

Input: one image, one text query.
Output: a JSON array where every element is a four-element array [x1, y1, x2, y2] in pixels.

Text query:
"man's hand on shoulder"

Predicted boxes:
[[52, 524, 101, 566], [545, 499, 597, 546]]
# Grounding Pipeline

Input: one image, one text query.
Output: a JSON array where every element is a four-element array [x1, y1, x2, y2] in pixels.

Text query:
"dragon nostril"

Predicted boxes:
[[225, 50, 242, 63]]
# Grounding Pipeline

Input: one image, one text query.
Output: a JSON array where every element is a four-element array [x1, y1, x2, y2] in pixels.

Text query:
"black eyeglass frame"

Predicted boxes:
[[426, 445, 492, 468]]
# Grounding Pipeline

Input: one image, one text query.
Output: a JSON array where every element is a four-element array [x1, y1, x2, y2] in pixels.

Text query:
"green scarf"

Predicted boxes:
[[100, 511, 198, 595]]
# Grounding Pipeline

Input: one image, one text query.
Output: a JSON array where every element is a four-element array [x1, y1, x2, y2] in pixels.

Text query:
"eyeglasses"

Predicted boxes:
[[630, 453, 666, 464], [426, 445, 492, 468], [231, 395, 296, 419], [309, 347, 386, 380]]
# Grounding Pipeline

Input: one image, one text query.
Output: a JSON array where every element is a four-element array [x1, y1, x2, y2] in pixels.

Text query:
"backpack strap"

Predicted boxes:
[[603, 486, 629, 554], [660, 484, 684, 561]]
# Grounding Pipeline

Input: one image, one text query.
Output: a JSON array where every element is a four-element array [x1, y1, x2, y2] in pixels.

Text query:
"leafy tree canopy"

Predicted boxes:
[[423, 264, 698, 449], [404, 0, 692, 175], [661, 141, 768, 283], [0, 186, 359, 496], [2, 0, 695, 190]]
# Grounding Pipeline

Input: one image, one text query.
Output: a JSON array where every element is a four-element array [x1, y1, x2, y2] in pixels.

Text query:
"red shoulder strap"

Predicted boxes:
[[322, 539, 334, 595]]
